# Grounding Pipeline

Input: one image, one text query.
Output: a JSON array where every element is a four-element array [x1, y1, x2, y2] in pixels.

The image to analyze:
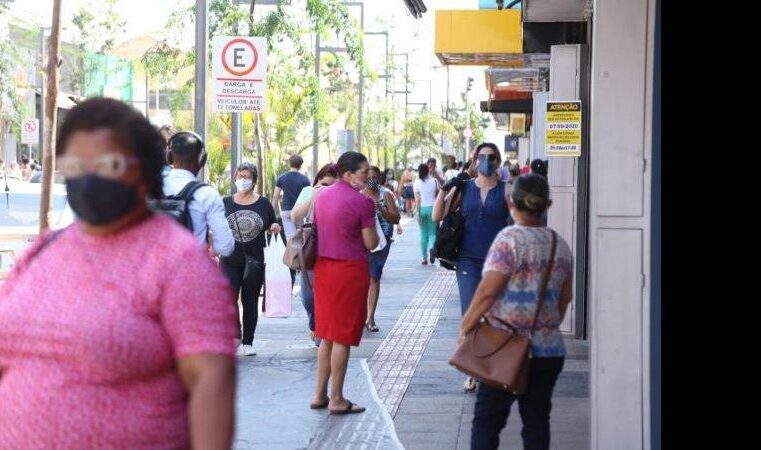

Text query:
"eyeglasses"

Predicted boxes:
[[58, 153, 140, 180]]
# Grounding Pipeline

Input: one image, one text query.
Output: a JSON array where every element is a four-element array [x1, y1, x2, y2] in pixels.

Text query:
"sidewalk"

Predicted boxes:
[[233, 218, 589, 449]]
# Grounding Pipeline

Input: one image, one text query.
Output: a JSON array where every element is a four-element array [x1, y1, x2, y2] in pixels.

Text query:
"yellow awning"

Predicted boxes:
[[435, 10, 523, 67]]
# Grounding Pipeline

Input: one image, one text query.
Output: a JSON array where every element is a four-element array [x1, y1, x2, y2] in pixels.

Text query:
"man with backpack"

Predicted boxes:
[[162, 131, 234, 258]]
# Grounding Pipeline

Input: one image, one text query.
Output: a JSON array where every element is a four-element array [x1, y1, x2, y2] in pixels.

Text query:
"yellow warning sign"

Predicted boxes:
[[546, 101, 582, 157]]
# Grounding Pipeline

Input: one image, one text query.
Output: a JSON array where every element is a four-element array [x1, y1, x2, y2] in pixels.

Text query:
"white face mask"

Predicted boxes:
[[235, 179, 254, 192]]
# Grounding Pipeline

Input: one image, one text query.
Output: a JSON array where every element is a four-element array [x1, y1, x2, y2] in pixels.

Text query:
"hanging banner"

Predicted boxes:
[[545, 101, 581, 157], [212, 36, 267, 113]]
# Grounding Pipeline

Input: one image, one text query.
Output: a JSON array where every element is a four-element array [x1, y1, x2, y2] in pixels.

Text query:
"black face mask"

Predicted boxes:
[[65, 174, 139, 226]]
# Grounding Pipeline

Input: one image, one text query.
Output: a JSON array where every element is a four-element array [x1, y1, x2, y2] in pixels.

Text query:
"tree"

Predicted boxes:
[[0, 6, 31, 156], [69, 0, 127, 95], [444, 96, 491, 159], [402, 110, 458, 166], [39, 0, 63, 232], [142, 0, 367, 197]]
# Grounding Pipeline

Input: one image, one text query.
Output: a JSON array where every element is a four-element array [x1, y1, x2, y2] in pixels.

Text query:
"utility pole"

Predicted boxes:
[[194, 0, 208, 182], [388, 52, 410, 169], [39, 0, 62, 233], [37, 28, 47, 163], [366, 31, 390, 168], [312, 1, 365, 176]]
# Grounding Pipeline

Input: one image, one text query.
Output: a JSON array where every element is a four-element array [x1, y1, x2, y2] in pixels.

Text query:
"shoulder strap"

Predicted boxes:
[[529, 230, 558, 337], [177, 180, 207, 202], [306, 188, 319, 224]]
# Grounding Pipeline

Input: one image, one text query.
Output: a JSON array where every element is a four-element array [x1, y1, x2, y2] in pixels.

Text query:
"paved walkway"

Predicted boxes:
[[233, 218, 589, 449]]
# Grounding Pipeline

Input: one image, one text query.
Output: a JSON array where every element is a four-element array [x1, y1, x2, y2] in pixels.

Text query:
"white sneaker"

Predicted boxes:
[[237, 344, 256, 356]]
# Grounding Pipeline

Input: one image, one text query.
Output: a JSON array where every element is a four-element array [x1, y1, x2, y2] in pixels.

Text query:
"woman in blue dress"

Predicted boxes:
[[432, 142, 512, 391]]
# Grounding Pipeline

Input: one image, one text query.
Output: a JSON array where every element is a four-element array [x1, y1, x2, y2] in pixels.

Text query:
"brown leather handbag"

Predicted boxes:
[[449, 230, 557, 394], [282, 192, 318, 284]]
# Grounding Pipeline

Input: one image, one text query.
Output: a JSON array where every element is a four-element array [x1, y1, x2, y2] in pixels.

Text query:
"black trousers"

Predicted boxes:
[[471, 357, 565, 450], [220, 261, 265, 345]]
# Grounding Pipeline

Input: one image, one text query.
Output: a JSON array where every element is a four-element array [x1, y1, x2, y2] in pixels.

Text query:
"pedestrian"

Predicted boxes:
[[427, 157, 446, 185], [530, 158, 548, 177], [290, 162, 340, 347], [414, 163, 439, 265], [400, 164, 416, 217], [520, 157, 531, 175], [20, 156, 33, 181], [499, 160, 511, 182], [310, 151, 378, 415], [163, 130, 235, 258], [445, 156, 461, 181], [432, 142, 512, 391], [0, 97, 237, 449], [8, 161, 21, 179], [459, 173, 574, 450], [220, 162, 282, 357], [362, 166, 400, 332], [272, 154, 311, 242]]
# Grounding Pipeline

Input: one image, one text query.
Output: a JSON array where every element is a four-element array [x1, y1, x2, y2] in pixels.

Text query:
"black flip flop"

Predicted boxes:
[[328, 400, 366, 415], [366, 323, 379, 332]]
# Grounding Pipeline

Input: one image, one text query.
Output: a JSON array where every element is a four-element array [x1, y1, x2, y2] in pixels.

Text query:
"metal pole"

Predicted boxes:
[[194, 0, 208, 181], [144, 71, 149, 118], [404, 53, 408, 161], [231, 112, 241, 194], [37, 28, 45, 161], [312, 33, 320, 177], [356, 3, 364, 153]]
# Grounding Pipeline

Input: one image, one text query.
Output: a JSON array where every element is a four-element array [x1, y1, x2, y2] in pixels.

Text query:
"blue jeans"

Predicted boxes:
[[300, 270, 315, 331], [456, 257, 485, 315], [471, 357, 565, 450]]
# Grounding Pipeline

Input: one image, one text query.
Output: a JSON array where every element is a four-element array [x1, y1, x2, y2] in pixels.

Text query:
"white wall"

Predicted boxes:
[[589, 0, 655, 448]]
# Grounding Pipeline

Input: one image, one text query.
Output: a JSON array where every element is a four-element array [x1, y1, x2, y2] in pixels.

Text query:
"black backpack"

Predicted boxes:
[[432, 183, 467, 271], [148, 181, 207, 231]]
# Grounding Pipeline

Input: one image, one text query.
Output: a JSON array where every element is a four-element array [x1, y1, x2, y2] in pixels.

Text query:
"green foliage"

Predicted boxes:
[[403, 111, 459, 164], [143, 0, 367, 198], [0, 11, 31, 140], [206, 138, 232, 195], [70, 0, 127, 95]]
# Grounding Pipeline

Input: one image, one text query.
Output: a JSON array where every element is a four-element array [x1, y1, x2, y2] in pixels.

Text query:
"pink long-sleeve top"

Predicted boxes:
[[0, 214, 236, 449]]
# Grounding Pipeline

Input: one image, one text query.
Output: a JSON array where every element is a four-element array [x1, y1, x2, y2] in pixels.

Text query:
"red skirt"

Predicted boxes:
[[313, 256, 370, 347]]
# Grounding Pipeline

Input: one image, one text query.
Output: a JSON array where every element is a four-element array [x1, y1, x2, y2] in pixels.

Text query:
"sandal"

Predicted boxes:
[[328, 400, 366, 415], [310, 399, 329, 409], [464, 376, 477, 392], [366, 323, 379, 332]]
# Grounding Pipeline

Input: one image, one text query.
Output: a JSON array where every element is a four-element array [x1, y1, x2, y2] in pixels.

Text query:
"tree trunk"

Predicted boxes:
[[39, 0, 62, 233]]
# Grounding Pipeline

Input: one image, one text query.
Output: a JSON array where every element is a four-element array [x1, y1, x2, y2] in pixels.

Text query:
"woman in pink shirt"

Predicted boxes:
[[0, 98, 237, 449], [310, 151, 379, 415]]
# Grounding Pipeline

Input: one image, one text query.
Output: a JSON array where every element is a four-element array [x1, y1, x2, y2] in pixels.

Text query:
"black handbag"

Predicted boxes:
[[231, 213, 264, 281], [433, 183, 467, 270]]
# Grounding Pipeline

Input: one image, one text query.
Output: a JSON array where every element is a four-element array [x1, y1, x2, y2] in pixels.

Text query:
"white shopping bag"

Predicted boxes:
[[264, 234, 292, 318], [371, 216, 387, 253]]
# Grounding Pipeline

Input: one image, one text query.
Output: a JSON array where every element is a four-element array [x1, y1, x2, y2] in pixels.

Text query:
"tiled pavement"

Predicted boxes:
[[233, 218, 589, 449]]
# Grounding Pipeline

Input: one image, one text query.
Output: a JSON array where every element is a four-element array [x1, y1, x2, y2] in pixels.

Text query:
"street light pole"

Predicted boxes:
[[194, 0, 208, 182], [312, 2, 365, 176]]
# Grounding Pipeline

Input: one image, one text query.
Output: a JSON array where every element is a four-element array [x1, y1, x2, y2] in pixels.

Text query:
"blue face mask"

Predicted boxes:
[[478, 156, 497, 176]]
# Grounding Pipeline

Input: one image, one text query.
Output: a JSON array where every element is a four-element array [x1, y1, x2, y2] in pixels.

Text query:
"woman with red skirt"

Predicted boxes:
[[310, 151, 379, 415]]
